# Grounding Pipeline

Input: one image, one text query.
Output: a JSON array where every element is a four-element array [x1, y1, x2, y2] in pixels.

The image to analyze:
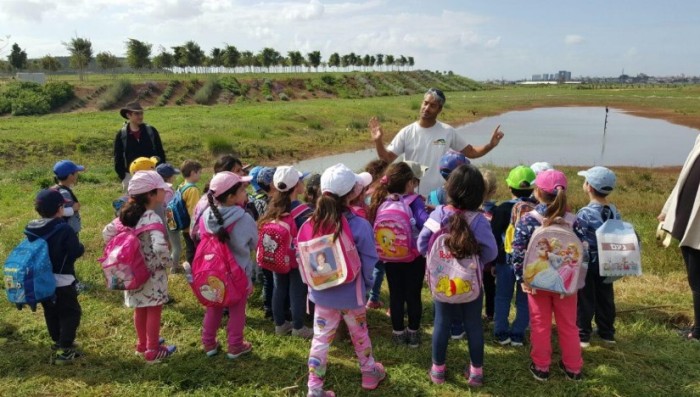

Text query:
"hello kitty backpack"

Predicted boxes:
[[522, 212, 585, 295], [425, 208, 483, 304], [190, 218, 247, 308], [256, 204, 310, 274], [99, 219, 166, 291], [373, 193, 419, 262]]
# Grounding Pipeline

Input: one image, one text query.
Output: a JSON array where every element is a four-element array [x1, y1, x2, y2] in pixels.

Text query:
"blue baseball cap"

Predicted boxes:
[[155, 163, 180, 178], [439, 150, 469, 180], [53, 160, 85, 179], [578, 166, 616, 194], [257, 167, 277, 192], [248, 166, 263, 192]]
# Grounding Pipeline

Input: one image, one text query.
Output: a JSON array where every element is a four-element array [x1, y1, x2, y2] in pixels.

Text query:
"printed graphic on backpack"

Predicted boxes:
[[597, 219, 642, 277], [373, 194, 418, 262], [256, 219, 294, 274], [166, 183, 195, 231]]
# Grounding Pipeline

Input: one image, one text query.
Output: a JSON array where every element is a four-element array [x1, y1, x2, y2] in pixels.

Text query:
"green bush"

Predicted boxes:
[[320, 75, 336, 85], [11, 90, 51, 116], [205, 136, 235, 155], [194, 77, 219, 105], [0, 96, 11, 115], [42, 81, 75, 109], [97, 80, 132, 110], [279, 93, 289, 101]]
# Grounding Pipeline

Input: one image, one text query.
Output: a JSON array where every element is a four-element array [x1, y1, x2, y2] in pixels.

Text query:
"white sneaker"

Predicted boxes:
[[275, 321, 293, 335], [580, 341, 590, 348]]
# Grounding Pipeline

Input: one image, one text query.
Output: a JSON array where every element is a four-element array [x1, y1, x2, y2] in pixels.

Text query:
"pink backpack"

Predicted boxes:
[[190, 219, 248, 308], [425, 208, 483, 304], [256, 204, 310, 274], [297, 214, 362, 297], [522, 212, 585, 295], [99, 219, 166, 291], [373, 193, 419, 262]]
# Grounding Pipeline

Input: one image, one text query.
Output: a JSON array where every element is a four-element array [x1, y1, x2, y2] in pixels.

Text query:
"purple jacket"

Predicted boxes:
[[417, 205, 498, 265], [307, 211, 379, 310]]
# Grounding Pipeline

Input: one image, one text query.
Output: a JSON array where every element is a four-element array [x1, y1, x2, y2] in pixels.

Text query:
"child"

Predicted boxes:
[[156, 163, 183, 273], [576, 166, 620, 347], [52, 160, 85, 235], [254, 166, 277, 319], [200, 171, 258, 358], [304, 163, 385, 397], [531, 162, 553, 176], [367, 162, 429, 347], [481, 169, 498, 322], [28, 189, 84, 364], [492, 165, 537, 347], [304, 173, 322, 209], [259, 166, 314, 338], [179, 159, 203, 266], [427, 149, 470, 207], [363, 159, 389, 311], [130, 156, 158, 174], [417, 164, 497, 387], [363, 159, 389, 204], [348, 172, 372, 219], [511, 169, 585, 381], [102, 171, 176, 363]]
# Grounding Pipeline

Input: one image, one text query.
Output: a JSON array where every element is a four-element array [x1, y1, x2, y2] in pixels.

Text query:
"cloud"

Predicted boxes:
[[0, 0, 56, 22], [625, 47, 638, 57], [564, 34, 584, 45], [484, 36, 501, 48], [283, 0, 325, 20]]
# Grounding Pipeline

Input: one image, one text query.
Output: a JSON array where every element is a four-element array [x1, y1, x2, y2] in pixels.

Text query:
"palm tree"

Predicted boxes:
[[222, 45, 240, 69], [62, 36, 93, 81]]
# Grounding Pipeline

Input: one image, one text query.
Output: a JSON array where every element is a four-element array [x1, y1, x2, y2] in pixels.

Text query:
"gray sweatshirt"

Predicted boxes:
[[202, 204, 258, 278]]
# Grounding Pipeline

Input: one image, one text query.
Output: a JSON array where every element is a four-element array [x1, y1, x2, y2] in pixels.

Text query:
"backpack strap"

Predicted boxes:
[[120, 123, 158, 169], [601, 205, 615, 222], [135, 222, 167, 236], [26, 222, 67, 242], [403, 193, 420, 206], [179, 182, 196, 193], [428, 190, 439, 206], [290, 203, 310, 219]]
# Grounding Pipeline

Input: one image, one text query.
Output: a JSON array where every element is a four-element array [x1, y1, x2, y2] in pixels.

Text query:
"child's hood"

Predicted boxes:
[[24, 218, 64, 242], [203, 204, 247, 233]]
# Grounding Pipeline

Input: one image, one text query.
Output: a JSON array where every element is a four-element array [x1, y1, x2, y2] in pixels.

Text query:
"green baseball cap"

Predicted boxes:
[[506, 165, 536, 189]]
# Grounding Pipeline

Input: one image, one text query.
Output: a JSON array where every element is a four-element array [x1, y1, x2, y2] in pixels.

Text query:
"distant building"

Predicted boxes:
[[558, 70, 572, 81], [532, 74, 542, 81]]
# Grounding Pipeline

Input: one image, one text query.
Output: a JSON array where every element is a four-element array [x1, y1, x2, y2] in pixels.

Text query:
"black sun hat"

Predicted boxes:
[[120, 101, 144, 119]]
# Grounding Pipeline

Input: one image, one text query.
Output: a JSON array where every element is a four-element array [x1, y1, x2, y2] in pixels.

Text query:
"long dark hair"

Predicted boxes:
[[206, 182, 243, 242], [311, 192, 350, 242], [258, 188, 295, 225], [444, 164, 484, 259], [120, 189, 157, 227], [367, 162, 415, 223]]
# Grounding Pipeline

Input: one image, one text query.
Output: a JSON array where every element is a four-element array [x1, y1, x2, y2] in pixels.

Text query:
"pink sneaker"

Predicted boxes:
[[135, 337, 166, 356], [226, 341, 252, 359], [366, 300, 384, 310], [362, 362, 387, 390], [429, 366, 446, 384], [144, 345, 176, 364], [307, 389, 336, 397], [204, 342, 221, 357]]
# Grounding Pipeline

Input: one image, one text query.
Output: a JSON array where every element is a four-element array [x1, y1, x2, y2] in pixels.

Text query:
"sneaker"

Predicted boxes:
[[429, 365, 446, 384], [510, 340, 524, 347], [407, 330, 421, 348], [292, 326, 314, 339], [275, 321, 293, 335], [496, 336, 511, 346], [204, 342, 221, 357], [135, 337, 167, 356], [53, 348, 79, 365], [600, 337, 616, 345], [451, 323, 465, 340], [307, 388, 336, 397], [385, 308, 391, 318], [558, 360, 583, 381], [392, 330, 407, 345], [579, 341, 591, 348], [226, 341, 252, 359], [144, 345, 177, 364], [529, 362, 550, 382], [466, 371, 484, 387], [366, 300, 384, 310], [361, 362, 386, 390]]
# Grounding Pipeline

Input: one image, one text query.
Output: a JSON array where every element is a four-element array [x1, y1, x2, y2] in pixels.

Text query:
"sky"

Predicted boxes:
[[0, 0, 699, 81]]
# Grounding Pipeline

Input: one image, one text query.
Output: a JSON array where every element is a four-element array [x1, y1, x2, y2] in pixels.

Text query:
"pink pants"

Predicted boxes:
[[308, 305, 375, 390], [201, 296, 247, 351], [134, 305, 163, 352], [528, 291, 583, 373]]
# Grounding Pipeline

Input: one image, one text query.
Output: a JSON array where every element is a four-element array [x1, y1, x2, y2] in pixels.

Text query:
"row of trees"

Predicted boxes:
[[2, 37, 415, 78]]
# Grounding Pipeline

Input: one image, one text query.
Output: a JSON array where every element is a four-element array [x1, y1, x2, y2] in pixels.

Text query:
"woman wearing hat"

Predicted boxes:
[[114, 101, 167, 192]]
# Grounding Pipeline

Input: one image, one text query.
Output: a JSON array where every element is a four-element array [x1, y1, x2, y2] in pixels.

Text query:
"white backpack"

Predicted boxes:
[[594, 206, 642, 277]]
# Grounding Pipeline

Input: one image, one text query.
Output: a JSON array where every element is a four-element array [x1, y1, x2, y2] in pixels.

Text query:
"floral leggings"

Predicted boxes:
[[308, 304, 376, 390]]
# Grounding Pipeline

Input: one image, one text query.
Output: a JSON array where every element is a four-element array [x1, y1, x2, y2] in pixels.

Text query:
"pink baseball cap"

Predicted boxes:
[[209, 171, 252, 196], [535, 169, 567, 195], [128, 171, 169, 195]]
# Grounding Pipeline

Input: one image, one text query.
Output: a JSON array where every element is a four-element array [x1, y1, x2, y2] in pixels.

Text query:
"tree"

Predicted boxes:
[[375, 54, 384, 70], [259, 47, 281, 72], [362, 54, 371, 71], [152, 50, 174, 69], [398, 55, 407, 71], [95, 51, 121, 74], [385, 55, 395, 71], [328, 52, 340, 69], [239, 51, 254, 72], [174, 41, 205, 67], [7, 43, 27, 70], [288, 50, 303, 72], [408, 56, 414, 69], [63, 37, 93, 81], [307, 51, 321, 72], [222, 45, 240, 68], [126, 38, 152, 71], [209, 47, 224, 66], [40, 55, 62, 72]]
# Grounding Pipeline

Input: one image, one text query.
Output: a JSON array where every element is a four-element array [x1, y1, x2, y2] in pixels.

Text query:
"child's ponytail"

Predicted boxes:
[[120, 190, 154, 227], [367, 162, 414, 223], [258, 188, 294, 226], [543, 188, 567, 226], [445, 211, 480, 259], [443, 164, 485, 259], [312, 192, 347, 241], [207, 191, 230, 243]]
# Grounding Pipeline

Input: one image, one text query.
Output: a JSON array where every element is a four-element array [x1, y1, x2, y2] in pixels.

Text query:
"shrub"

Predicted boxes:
[[321, 75, 336, 85], [194, 77, 219, 105], [97, 80, 132, 110], [308, 121, 323, 130], [205, 136, 235, 155], [42, 82, 75, 109], [0, 96, 11, 115], [265, 95, 274, 101], [279, 93, 289, 101], [11, 91, 51, 116]]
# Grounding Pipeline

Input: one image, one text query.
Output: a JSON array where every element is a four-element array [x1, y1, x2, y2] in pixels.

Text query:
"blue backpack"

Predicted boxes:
[[3, 224, 65, 311], [166, 183, 196, 231]]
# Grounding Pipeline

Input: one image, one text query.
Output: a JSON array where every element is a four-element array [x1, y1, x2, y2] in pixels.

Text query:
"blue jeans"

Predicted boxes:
[[432, 295, 484, 367], [494, 263, 529, 343], [273, 269, 307, 329], [368, 262, 385, 302]]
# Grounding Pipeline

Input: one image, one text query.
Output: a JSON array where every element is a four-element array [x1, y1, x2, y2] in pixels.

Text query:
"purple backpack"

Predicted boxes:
[[425, 208, 482, 304], [373, 193, 419, 262]]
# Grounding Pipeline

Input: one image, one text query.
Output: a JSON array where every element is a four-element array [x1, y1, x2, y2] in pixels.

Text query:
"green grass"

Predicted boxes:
[[1, 85, 700, 396]]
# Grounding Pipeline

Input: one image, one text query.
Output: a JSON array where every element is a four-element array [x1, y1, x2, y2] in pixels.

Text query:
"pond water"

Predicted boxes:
[[293, 107, 699, 173]]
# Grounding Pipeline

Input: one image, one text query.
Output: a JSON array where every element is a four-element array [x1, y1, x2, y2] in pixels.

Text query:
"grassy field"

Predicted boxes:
[[1, 85, 699, 396]]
